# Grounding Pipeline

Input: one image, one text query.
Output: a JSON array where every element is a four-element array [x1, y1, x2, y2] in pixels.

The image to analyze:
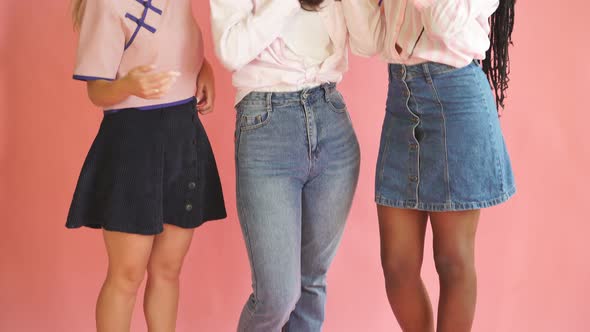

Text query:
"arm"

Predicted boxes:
[[209, 0, 301, 71], [413, 0, 498, 40], [195, 59, 215, 115], [86, 66, 180, 108], [342, 0, 386, 57]]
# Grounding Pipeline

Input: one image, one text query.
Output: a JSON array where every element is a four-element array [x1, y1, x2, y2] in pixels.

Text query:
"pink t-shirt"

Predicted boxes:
[[74, 0, 204, 111]]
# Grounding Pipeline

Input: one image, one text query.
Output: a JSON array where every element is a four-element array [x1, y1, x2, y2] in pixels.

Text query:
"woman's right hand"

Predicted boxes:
[[121, 65, 181, 100]]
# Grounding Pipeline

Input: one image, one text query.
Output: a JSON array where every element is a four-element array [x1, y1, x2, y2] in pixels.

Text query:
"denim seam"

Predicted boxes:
[[301, 90, 313, 164], [475, 65, 506, 193], [235, 162, 258, 326], [426, 65, 453, 204], [376, 112, 394, 195]]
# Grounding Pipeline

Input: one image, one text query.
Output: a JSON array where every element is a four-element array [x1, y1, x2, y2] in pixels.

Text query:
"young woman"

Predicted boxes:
[[343, 0, 516, 331], [66, 0, 226, 331], [210, 0, 360, 330]]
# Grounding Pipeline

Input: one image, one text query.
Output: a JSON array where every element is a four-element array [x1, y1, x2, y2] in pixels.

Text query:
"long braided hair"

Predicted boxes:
[[483, 0, 516, 110]]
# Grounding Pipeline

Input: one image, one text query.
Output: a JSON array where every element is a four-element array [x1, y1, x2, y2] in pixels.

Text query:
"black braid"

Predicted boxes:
[[482, 0, 516, 110]]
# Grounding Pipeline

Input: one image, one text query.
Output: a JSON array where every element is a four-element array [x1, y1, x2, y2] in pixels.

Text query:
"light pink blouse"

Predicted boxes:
[[210, 0, 350, 104], [343, 0, 499, 68], [73, 0, 204, 111]]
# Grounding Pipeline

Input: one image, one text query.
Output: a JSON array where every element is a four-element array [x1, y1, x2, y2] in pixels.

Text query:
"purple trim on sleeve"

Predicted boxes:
[[378, 0, 383, 6], [73, 75, 115, 82], [103, 97, 196, 114]]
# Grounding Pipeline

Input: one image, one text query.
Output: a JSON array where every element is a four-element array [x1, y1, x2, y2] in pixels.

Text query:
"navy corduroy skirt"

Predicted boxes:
[[66, 99, 226, 235]]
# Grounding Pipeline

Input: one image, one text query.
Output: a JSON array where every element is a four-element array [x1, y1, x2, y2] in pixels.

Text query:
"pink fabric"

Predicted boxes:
[[343, 0, 499, 68], [210, 0, 350, 104], [74, 0, 204, 111]]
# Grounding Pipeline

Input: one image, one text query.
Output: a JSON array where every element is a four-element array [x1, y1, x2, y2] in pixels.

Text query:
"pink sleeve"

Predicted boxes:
[[342, 0, 386, 57], [209, 0, 301, 71], [73, 0, 125, 81], [412, 0, 499, 39]]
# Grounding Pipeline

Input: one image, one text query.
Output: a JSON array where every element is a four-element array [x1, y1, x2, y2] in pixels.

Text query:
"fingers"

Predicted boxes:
[[196, 83, 215, 114], [142, 79, 177, 99], [130, 64, 156, 74], [198, 102, 213, 114], [136, 71, 180, 99], [197, 94, 213, 115]]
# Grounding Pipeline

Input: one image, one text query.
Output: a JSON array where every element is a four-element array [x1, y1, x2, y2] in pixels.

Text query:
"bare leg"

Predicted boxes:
[[144, 224, 195, 332], [430, 210, 480, 332], [96, 230, 154, 332], [378, 206, 434, 332]]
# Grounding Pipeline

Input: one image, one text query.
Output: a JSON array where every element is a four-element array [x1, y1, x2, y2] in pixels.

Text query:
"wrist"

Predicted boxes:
[[115, 75, 134, 98]]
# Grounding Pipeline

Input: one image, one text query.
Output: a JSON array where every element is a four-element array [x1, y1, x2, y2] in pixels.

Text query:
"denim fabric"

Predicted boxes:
[[234, 83, 360, 331], [376, 61, 516, 211]]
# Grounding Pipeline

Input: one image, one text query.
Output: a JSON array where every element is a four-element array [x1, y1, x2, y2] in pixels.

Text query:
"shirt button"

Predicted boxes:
[[188, 182, 196, 190], [411, 117, 419, 124], [185, 203, 193, 212], [409, 143, 418, 151], [409, 175, 418, 182]]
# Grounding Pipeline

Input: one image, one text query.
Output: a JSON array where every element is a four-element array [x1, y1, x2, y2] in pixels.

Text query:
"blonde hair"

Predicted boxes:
[[71, 0, 86, 30]]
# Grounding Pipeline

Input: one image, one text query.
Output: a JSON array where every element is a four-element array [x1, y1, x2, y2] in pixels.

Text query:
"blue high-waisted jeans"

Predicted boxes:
[[234, 83, 360, 331]]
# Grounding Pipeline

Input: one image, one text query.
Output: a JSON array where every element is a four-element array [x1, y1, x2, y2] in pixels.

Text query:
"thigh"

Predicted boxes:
[[430, 210, 480, 263], [148, 224, 195, 272], [103, 230, 154, 276], [237, 174, 304, 295], [377, 206, 429, 267], [300, 162, 359, 274]]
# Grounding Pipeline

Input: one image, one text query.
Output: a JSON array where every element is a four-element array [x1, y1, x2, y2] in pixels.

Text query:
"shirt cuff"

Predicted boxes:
[[73, 75, 115, 82]]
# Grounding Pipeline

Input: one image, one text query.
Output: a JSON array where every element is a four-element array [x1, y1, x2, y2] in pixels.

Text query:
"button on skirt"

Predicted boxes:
[[66, 99, 227, 235]]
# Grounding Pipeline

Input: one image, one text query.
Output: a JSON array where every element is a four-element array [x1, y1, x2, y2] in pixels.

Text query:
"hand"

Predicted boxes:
[[122, 65, 180, 100], [196, 60, 215, 115]]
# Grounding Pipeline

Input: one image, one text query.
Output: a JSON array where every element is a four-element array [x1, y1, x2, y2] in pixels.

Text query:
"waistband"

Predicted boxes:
[[104, 96, 196, 115], [237, 83, 337, 107], [388, 61, 480, 81]]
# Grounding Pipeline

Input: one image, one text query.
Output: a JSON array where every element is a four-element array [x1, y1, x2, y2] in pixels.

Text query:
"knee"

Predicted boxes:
[[147, 259, 183, 283], [381, 255, 422, 287], [434, 253, 475, 282], [254, 285, 301, 319], [107, 265, 146, 295]]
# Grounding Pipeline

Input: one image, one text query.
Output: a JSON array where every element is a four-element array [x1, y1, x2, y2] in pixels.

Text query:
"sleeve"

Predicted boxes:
[[412, 0, 499, 40], [342, 0, 386, 57], [209, 0, 301, 71], [73, 0, 125, 81]]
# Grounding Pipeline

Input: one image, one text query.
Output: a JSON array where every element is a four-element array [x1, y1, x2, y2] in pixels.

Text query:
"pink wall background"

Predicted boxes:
[[1, 1, 589, 331]]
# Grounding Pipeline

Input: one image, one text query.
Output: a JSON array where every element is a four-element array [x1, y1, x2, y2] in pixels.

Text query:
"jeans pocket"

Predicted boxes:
[[237, 104, 273, 132], [325, 88, 347, 113]]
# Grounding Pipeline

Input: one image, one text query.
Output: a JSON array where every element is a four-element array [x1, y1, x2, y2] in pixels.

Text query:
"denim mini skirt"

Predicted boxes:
[[375, 61, 516, 211], [66, 99, 226, 235]]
